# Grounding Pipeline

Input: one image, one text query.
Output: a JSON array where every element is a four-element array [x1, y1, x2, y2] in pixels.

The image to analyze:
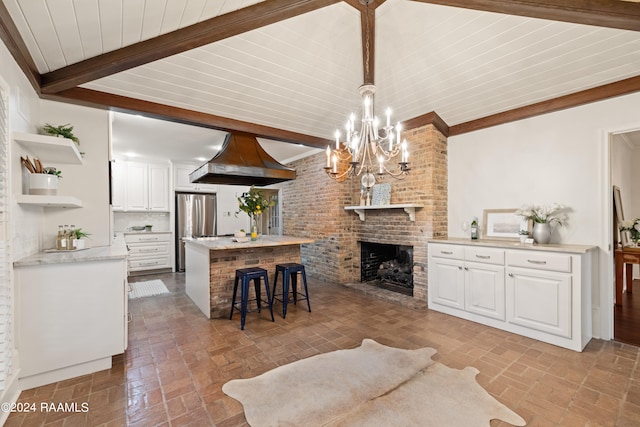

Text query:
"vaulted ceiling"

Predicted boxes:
[[1, 0, 640, 162]]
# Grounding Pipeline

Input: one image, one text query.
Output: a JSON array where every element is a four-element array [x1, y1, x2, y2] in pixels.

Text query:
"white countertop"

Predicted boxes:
[[184, 235, 315, 250], [14, 235, 129, 267], [428, 237, 597, 254]]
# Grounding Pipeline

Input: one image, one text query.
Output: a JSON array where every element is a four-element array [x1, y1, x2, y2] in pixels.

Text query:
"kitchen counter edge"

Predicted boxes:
[[14, 235, 129, 267], [184, 235, 315, 250], [428, 237, 597, 254]]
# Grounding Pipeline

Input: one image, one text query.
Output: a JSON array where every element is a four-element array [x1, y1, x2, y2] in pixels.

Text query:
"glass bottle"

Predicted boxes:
[[56, 225, 65, 250], [67, 224, 76, 250], [470, 220, 478, 240]]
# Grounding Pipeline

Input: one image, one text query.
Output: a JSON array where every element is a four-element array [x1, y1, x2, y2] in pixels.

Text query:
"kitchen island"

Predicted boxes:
[[184, 235, 314, 319]]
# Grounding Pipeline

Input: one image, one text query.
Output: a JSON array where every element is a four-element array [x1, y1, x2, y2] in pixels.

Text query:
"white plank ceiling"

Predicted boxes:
[[4, 0, 640, 163]]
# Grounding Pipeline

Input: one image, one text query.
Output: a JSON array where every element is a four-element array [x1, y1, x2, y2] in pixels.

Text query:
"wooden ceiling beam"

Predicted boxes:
[[39, 0, 342, 95], [0, 1, 40, 92], [449, 74, 640, 135], [410, 0, 640, 32], [42, 87, 333, 149]]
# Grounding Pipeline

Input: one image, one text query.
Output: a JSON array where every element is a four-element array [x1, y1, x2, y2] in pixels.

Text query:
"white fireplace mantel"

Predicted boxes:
[[344, 204, 424, 221]]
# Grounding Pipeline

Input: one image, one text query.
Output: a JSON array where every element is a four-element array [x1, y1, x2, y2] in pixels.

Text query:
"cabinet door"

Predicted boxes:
[[506, 267, 572, 338], [429, 257, 465, 310], [111, 160, 125, 211], [124, 162, 148, 211], [465, 262, 505, 320], [148, 164, 169, 211], [174, 164, 197, 191]]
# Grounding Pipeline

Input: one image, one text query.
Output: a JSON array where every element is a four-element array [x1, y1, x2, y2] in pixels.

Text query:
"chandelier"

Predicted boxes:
[[324, 0, 410, 190]]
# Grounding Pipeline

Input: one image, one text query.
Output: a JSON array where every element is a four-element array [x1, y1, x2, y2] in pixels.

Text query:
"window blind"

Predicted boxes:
[[0, 80, 12, 391]]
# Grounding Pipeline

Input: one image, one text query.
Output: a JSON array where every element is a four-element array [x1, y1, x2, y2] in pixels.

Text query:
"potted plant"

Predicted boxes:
[[42, 123, 80, 146], [73, 228, 91, 250]]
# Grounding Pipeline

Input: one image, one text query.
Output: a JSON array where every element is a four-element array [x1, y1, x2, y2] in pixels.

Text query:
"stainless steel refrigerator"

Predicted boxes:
[[176, 192, 217, 271]]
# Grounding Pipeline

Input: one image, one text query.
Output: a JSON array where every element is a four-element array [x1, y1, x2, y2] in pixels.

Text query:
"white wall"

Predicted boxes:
[[39, 101, 111, 248], [448, 91, 640, 340]]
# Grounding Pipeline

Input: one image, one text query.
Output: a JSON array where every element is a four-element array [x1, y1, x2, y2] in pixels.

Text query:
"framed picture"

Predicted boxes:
[[613, 185, 630, 247], [371, 183, 391, 206], [483, 208, 524, 240]]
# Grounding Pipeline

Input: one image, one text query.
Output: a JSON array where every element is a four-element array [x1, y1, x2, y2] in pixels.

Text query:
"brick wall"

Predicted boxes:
[[278, 123, 447, 303], [208, 245, 302, 318]]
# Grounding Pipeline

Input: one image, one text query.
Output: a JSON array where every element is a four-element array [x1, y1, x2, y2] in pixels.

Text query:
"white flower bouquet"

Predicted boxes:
[[515, 203, 568, 226], [619, 218, 640, 241]]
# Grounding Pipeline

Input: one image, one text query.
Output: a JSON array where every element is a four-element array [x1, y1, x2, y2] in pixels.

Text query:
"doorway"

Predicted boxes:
[[258, 189, 281, 236], [611, 129, 640, 346]]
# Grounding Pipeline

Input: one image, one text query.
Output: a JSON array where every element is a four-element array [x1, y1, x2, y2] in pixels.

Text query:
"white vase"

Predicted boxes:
[[532, 222, 551, 244], [73, 239, 85, 250], [28, 174, 58, 195]]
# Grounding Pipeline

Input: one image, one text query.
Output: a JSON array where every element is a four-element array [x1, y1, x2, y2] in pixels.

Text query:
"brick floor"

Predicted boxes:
[[6, 272, 640, 426]]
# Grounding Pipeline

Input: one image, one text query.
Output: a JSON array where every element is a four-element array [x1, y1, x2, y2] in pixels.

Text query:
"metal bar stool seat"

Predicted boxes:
[[271, 263, 311, 318], [230, 267, 274, 330]]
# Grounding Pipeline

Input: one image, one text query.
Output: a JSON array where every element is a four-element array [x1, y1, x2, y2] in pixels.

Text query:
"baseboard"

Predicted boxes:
[[19, 357, 112, 390]]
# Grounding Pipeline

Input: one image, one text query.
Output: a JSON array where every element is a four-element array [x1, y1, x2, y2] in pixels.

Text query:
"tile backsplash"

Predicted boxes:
[[114, 211, 170, 232]]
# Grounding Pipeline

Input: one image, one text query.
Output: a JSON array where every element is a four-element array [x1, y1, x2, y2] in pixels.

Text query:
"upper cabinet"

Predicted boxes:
[[173, 163, 218, 193], [112, 161, 169, 212]]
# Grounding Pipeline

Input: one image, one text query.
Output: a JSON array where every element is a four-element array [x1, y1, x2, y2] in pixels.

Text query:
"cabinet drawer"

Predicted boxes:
[[507, 250, 571, 273], [465, 247, 504, 265], [128, 243, 169, 257], [430, 244, 464, 260], [129, 257, 171, 270], [125, 233, 171, 243]]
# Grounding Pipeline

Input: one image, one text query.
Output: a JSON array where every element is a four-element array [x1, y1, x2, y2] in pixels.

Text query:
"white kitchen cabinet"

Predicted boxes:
[[428, 239, 596, 351], [14, 243, 128, 389], [429, 244, 504, 320], [173, 163, 219, 193], [125, 232, 171, 274], [113, 161, 169, 212]]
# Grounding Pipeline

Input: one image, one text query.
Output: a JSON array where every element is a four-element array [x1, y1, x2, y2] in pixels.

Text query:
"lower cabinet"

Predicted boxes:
[[428, 241, 595, 351], [125, 232, 171, 274], [15, 257, 128, 389]]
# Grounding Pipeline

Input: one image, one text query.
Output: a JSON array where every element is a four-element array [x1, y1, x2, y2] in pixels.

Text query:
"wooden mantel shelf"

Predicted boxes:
[[344, 204, 424, 221]]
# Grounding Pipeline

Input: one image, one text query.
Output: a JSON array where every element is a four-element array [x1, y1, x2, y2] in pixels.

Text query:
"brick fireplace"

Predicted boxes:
[[279, 122, 448, 305]]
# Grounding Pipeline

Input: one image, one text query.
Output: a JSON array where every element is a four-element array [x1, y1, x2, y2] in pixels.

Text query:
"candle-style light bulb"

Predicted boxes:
[[332, 154, 338, 173], [326, 146, 331, 168], [378, 156, 384, 174], [335, 130, 340, 150], [401, 139, 408, 163]]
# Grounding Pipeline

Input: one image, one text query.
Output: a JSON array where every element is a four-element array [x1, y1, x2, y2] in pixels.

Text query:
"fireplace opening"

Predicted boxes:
[[360, 242, 413, 296]]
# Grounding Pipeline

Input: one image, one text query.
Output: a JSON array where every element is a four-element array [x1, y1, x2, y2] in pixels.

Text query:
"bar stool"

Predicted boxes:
[[230, 267, 274, 330], [271, 263, 311, 318]]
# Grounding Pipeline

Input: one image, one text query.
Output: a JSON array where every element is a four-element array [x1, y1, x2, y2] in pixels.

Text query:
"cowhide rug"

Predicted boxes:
[[222, 338, 526, 426]]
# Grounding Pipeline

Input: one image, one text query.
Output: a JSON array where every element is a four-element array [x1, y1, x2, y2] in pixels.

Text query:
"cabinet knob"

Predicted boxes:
[[508, 273, 514, 277], [464, 267, 469, 271], [458, 266, 463, 270]]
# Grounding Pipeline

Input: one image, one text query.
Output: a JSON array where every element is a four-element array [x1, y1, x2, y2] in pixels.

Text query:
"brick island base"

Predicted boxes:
[[184, 236, 314, 319]]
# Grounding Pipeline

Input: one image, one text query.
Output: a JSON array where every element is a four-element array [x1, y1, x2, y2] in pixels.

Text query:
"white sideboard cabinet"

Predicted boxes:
[[428, 239, 597, 351]]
